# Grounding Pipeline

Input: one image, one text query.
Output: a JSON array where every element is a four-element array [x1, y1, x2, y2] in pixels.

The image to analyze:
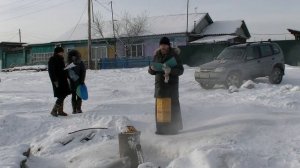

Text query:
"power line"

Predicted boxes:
[[22, 35, 48, 43], [68, 2, 88, 40], [94, 0, 121, 18], [0, 0, 48, 16], [0, 0, 78, 23], [23, 30, 53, 39], [22, 32, 49, 41], [0, 31, 17, 35], [0, 0, 47, 15], [7, 33, 19, 42], [0, 0, 24, 8]]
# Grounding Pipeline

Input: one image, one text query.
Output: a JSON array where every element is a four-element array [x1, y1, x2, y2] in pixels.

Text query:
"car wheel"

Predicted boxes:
[[269, 67, 283, 84], [226, 72, 242, 88], [200, 82, 215, 90]]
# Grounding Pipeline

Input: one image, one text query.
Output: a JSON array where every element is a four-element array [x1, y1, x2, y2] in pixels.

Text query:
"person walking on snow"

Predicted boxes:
[[67, 50, 86, 114], [148, 37, 184, 135], [48, 47, 71, 117]]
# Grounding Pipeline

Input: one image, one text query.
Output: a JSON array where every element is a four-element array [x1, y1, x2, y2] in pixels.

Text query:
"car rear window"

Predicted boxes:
[[260, 45, 273, 57], [246, 46, 260, 60], [272, 44, 281, 54], [217, 47, 246, 60]]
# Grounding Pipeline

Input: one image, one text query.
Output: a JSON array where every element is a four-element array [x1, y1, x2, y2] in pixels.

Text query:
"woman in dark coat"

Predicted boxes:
[[148, 37, 184, 135], [48, 47, 71, 117], [67, 50, 86, 114]]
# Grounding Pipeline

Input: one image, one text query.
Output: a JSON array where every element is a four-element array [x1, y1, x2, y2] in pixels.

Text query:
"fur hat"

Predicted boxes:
[[67, 50, 81, 63], [159, 37, 171, 46], [68, 50, 81, 58], [54, 47, 64, 54]]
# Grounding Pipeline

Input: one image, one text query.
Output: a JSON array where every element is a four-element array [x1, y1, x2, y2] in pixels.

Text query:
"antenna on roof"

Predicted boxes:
[[194, 7, 198, 13]]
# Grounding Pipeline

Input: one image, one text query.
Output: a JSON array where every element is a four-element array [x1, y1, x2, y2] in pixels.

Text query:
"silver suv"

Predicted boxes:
[[195, 42, 285, 89]]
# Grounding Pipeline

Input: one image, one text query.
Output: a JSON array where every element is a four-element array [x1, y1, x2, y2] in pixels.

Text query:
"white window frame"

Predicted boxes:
[[170, 41, 177, 48], [126, 43, 144, 58], [92, 46, 108, 61], [31, 52, 53, 64]]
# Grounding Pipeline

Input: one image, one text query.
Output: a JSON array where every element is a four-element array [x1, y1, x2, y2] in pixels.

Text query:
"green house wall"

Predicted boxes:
[[5, 50, 26, 68]]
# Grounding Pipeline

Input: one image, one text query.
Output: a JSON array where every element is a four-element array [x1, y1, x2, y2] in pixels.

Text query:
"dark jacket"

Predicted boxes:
[[67, 56, 86, 91], [148, 48, 184, 98], [48, 54, 71, 98]]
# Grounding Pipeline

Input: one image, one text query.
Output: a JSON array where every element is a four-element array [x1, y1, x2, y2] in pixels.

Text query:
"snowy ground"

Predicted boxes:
[[1, 66, 300, 168]]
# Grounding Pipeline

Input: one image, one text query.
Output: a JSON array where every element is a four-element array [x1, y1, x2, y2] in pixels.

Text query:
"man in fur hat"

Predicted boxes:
[[148, 37, 184, 135]]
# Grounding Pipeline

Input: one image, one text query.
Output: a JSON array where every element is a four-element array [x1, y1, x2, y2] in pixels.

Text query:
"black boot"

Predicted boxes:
[[72, 100, 77, 114], [76, 100, 83, 113], [51, 103, 59, 117]]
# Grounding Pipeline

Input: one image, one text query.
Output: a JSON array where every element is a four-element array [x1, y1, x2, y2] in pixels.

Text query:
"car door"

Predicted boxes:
[[271, 43, 284, 68], [243, 46, 262, 79], [259, 44, 274, 76]]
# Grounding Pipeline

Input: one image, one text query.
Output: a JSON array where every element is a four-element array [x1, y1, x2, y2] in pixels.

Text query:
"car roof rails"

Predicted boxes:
[[246, 42, 257, 46], [260, 39, 272, 44], [246, 42, 252, 46]]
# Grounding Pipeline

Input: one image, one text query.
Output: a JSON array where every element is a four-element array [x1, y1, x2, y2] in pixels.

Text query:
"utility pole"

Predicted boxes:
[[19, 29, 22, 43], [186, 0, 190, 44], [110, 1, 117, 58], [88, 0, 92, 69], [110, 1, 116, 39]]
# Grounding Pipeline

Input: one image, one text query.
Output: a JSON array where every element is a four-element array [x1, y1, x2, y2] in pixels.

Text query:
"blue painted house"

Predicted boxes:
[[51, 13, 250, 69]]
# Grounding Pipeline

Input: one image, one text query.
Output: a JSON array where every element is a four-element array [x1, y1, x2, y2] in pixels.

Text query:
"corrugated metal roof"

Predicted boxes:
[[55, 13, 208, 42], [200, 20, 244, 36], [190, 35, 237, 44], [288, 28, 300, 34]]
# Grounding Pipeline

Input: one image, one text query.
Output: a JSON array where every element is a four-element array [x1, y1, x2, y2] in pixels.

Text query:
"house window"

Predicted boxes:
[[92, 46, 107, 61], [31, 52, 53, 64], [126, 44, 144, 57], [170, 41, 177, 48]]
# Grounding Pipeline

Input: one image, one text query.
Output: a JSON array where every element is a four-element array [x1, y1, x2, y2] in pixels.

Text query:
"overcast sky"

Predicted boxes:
[[0, 0, 299, 43]]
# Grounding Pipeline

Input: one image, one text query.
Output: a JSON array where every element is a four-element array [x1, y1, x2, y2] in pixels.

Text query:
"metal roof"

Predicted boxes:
[[200, 20, 250, 38], [190, 35, 238, 44], [55, 13, 210, 42], [288, 29, 300, 35]]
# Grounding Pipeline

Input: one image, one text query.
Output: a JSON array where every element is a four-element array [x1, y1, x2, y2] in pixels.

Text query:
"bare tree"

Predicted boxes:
[[93, 11, 148, 42], [93, 11, 148, 57], [93, 11, 105, 38], [119, 12, 148, 42], [114, 11, 148, 57]]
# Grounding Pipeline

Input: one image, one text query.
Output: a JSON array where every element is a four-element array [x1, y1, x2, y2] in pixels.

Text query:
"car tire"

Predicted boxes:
[[269, 67, 283, 84], [226, 72, 242, 88], [200, 82, 215, 90]]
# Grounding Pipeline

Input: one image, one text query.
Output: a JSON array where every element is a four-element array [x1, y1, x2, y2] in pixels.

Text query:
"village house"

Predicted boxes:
[[1, 13, 250, 69]]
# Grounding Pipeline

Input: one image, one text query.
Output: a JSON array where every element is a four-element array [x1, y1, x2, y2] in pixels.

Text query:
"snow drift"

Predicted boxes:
[[1, 65, 300, 167]]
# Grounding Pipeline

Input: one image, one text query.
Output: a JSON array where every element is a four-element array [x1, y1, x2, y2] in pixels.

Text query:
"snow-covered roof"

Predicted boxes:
[[55, 24, 108, 42], [190, 35, 238, 44], [55, 13, 209, 42], [288, 28, 300, 34], [144, 13, 208, 36], [200, 20, 246, 36]]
